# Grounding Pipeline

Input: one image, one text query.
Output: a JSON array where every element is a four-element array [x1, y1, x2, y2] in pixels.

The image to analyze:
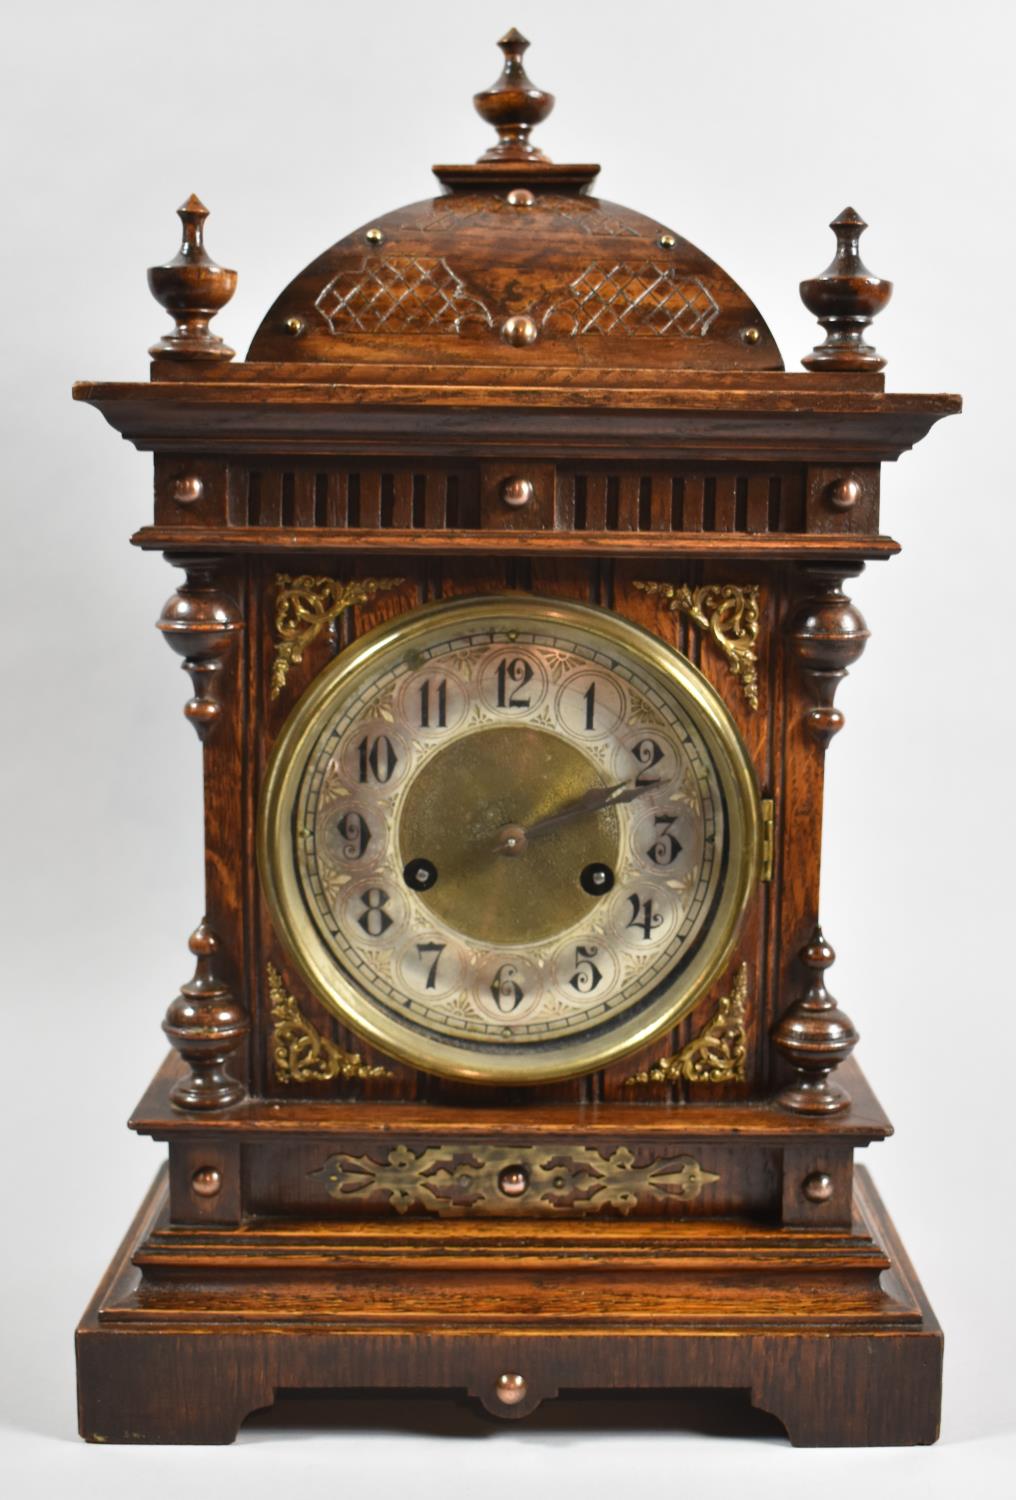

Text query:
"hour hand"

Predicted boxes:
[[492, 778, 660, 854]]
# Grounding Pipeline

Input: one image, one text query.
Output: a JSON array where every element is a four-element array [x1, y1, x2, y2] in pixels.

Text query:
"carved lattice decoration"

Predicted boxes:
[[270, 575, 404, 699], [412, 195, 643, 237], [267, 963, 394, 1084], [309, 1142, 720, 1217], [625, 963, 749, 1087], [541, 262, 720, 337], [549, 200, 646, 237], [634, 580, 761, 709], [315, 256, 494, 334]]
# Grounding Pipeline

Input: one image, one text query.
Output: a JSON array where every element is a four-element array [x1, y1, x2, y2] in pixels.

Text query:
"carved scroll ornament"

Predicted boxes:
[[634, 581, 761, 709], [268, 963, 393, 1084], [625, 963, 749, 1087], [270, 575, 404, 700]]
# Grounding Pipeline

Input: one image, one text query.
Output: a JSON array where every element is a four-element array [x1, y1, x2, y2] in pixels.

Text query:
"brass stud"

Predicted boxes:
[[495, 1373, 528, 1406], [497, 1165, 530, 1198], [826, 477, 863, 511], [191, 1166, 222, 1198], [501, 476, 534, 509], [507, 187, 536, 207], [502, 314, 538, 348], [171, 475, 204, 505], [742, 326, 761, 345], [658, 232, 676, 249], [283, 316, 305, 337], [365, 227, 384, 244], [802, 1171, 834, 1204]]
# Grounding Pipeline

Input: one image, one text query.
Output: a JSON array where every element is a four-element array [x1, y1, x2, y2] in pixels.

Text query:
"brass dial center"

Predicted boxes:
[[398, 725, 619, 946], [496, 823, 528, 856]]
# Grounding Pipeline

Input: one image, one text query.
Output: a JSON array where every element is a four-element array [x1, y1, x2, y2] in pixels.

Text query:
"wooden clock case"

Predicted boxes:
[[74, 33, 959, 1447]]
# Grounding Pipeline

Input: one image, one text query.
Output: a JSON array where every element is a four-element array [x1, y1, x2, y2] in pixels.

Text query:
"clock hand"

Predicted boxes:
[[492, 778, 661, 855]]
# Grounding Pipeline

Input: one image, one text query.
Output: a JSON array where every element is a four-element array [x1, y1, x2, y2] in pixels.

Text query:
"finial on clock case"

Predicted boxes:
[[800, 208, 892, 371], [771, 927, 858, 1114], [473, 29, 555, 163], [147, 194, 237, 361]]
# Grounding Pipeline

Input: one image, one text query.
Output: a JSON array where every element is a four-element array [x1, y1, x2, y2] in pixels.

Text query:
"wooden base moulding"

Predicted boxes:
[[77, 1164, 941, 1447]]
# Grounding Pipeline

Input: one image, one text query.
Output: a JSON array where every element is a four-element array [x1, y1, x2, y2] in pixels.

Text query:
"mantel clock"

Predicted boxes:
[[74, 32, 960, 1446]]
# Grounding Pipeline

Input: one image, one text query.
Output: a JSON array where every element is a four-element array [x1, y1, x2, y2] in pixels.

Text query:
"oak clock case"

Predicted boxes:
[[73, 30, 960, 1449]]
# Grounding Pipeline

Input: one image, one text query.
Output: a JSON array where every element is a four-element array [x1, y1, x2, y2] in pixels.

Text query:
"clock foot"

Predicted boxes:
[[76, 1163, 941, 1446]]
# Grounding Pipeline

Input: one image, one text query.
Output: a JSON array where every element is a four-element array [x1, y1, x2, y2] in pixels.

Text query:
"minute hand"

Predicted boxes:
[[522, 778, 658, 842]]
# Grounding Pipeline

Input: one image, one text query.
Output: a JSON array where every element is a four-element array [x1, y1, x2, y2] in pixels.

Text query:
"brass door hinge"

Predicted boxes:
[[760, 797, 775, 882]]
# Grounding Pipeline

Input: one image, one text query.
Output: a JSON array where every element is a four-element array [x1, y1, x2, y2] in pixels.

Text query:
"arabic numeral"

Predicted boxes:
[[632, 738, 665, 787], [583, 681, 596, 731], [337, 810, 371, 861], [357, 734, 398, 784], [356, 887, 393, 938], [626, 893, 664, 941], [647, 814, 682, 867], [496, 656, 534, 709], [415, 941, 445, 990], [569, 945, 603, 994], [491, 963, 525, 1012], [418, 677, 447, 729]]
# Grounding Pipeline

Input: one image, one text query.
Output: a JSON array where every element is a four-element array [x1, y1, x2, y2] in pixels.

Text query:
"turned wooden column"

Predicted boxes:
[[156, 555, 243, 738], [788, 563, 870, 749], [775, 564, 868, 1112], [157, 556, 248, 1109]]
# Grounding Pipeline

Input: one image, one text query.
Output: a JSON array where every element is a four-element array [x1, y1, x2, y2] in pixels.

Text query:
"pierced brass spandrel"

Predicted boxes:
[[270, 575, 405, 700], [267, 962, 394, 1084], [309, 1142, 720, 1217], [625, 962, 749, 1087], [634, 580, 761, 710]]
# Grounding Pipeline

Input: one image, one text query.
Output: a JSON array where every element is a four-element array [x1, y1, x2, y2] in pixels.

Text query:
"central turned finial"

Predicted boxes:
[[474, 29, 555, 164]]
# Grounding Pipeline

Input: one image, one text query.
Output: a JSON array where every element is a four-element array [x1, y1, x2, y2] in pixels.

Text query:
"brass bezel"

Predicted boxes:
[[258, 594, 762, 1085]]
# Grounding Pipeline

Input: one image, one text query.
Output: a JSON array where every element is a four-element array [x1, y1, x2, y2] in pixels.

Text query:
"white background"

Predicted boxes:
[[2, 0, 1013, 1494]]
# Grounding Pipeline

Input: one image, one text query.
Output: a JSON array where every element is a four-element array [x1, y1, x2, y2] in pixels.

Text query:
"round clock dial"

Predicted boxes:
[[259, 595, 761, 1083]]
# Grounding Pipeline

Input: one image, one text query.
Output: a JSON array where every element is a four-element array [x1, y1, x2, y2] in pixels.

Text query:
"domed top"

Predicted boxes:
[[247, 32, 782, 372]]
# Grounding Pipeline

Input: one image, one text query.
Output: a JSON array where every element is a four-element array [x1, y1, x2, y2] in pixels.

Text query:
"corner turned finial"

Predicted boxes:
[[163, 920, 248, 1110], [800, 208, 892, 371], [147, 194, 237, 361], [473, 29, 555, 164], [771, 926, 858, 1114]]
